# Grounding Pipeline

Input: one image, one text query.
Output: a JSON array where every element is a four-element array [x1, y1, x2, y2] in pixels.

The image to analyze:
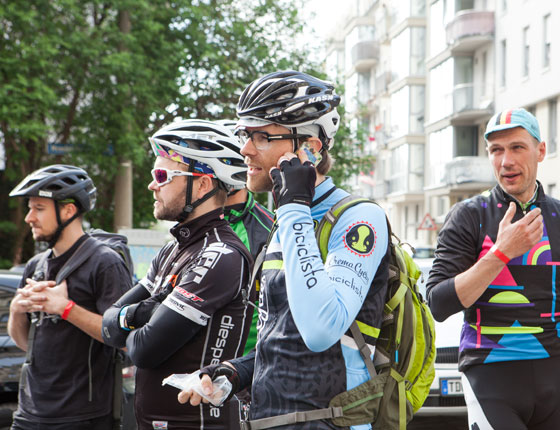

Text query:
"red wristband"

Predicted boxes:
[[61, 300, 75, 320], [490, 245, 510, 264]]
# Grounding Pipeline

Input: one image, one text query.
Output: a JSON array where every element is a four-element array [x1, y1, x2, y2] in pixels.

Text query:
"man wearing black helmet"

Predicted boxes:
[[179, 71, 392, 430], [8, 165, 133, 429], [102, 120, 254, 430]]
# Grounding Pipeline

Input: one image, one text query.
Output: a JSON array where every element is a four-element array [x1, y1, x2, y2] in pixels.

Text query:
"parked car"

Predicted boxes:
[[413, 259, 467, 417], [0, 270, 26, 427], [0, 269, 137, 429]]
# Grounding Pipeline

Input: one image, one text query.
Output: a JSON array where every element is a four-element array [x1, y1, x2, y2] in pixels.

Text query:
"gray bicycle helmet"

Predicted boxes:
[[10, 164, 97, 247], [236, 70, 341, 149], [10, 164, 97, 212]]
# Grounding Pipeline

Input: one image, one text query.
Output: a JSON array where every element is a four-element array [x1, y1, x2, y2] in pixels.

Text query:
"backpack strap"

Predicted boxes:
[[244, 219, 279, 308], [349, 321, 377, 378], [315, 195, 371, 261], [112, 349, 125, 429], [54, 236, 101, 284], [239, 407, 344, 430]]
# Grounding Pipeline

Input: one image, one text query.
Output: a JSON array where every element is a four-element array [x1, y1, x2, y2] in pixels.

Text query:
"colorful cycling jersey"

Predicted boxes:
[[102, 209, 253, 430], [224, 192, 274, 354], [224, 192, 274, 261], [427, 183, 560, 371], [232, 177, 390, 430]]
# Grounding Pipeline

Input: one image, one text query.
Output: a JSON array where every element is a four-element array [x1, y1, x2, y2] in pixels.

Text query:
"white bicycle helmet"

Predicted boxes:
[[236, 70, 341, 149], [150, 119, 246, 189]]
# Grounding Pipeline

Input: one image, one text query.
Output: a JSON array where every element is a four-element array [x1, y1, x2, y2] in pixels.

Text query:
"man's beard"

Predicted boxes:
[[247, 174, 273, 194], [33, 232, 55, 243], [154, 195, 185, 222]]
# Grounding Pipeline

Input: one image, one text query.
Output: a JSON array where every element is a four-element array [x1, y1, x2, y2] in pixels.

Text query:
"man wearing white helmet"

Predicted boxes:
[[102, 120, 254, 430], [179, 71, 392, 430]]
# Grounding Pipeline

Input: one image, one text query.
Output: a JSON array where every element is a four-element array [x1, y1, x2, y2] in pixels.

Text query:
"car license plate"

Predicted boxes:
[[441, 378, 463, 396]]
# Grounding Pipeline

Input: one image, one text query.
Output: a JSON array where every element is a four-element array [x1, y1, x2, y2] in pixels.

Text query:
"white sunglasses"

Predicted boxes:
[[151, 168, 214, 186]]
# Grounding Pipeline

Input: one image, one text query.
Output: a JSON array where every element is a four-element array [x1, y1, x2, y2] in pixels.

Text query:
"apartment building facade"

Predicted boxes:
[[324, 0, 559, 247]]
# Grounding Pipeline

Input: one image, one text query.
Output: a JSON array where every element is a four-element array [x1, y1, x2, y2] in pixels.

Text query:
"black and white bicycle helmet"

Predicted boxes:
[[236, 70, 341, 149], [10, 164, 97, 212], [150, 119, 247, 221]]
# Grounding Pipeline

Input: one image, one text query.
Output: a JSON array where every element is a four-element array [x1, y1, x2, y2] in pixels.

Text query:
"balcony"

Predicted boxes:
[[351, 40, 379, 72], [449, 83, 494, 125], [446, 10, 494, 53], [372, 181, 388, 200], [443, 157, 494, 186], [374, 71, 392, 96]]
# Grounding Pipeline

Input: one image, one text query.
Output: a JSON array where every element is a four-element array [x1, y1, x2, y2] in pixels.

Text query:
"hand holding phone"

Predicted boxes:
[[300, 142, 322, 165]]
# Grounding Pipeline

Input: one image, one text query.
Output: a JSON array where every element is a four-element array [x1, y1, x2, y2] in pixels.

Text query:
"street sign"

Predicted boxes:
[[418, 213, 438, 231], [47, 142, 74, 155]]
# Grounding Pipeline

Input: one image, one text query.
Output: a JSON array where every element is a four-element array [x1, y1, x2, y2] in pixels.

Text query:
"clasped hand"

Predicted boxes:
[[11, 278, 69, 316]]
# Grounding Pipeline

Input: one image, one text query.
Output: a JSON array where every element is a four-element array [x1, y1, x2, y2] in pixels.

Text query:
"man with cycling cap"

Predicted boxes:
[[427, 108, 560, 429], [102, 119, 253, 429], [179, 71, 391, 430], [8, 165, 132, 429]]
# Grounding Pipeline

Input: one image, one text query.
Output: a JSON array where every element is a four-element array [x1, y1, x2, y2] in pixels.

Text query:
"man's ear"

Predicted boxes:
[[196, 176, 215, 198], [537, 140, 546, 162], [60, 202, 79, 221]]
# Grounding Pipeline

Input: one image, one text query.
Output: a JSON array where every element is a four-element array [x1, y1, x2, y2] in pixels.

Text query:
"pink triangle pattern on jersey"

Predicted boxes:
[[478, 235, 517, 286]]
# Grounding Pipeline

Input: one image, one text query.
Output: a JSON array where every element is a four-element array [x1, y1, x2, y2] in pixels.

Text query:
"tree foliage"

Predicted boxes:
[[0, 0, 370, 267], [0, 0, 313, 266]]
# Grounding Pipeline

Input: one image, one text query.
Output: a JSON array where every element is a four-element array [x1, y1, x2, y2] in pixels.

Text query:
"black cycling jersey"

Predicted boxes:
[[427, 183, 560, 371], [102, 208, 253, 430], [15, 234, 132, 424]]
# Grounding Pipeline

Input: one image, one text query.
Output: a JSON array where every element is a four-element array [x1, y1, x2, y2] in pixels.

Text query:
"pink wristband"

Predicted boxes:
[[490, 245, 510, 264], [61, 300, 75, 320]]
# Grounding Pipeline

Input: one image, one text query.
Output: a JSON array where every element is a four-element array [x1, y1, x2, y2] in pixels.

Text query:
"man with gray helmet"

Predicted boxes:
[[8, 164, 133, 429], [179, 71, 392, 430]]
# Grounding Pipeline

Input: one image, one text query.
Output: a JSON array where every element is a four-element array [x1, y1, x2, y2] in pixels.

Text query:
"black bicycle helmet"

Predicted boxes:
[[10, 164, 97, 212], [236, 70, 341, 149]]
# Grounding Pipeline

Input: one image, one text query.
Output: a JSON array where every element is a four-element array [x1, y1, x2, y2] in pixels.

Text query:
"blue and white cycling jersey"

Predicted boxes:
[[242, 177, 390, 430]]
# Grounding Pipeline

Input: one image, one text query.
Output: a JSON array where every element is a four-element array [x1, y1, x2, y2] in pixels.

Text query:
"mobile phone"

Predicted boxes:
[[300, 142, 322, 165]]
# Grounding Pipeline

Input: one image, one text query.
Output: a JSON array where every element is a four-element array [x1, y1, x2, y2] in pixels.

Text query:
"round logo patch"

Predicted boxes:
[[343, 222, 376, 257]]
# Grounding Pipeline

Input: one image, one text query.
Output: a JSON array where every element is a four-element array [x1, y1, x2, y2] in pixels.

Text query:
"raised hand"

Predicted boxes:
[[495, 202, 543, 260]]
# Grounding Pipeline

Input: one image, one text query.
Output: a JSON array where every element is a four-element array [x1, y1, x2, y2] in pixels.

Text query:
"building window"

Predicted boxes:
[[500, 39, 507, 87], [543, 14, 551, 68], [549, 99, 557, 155], [522, 27, 530, 77]]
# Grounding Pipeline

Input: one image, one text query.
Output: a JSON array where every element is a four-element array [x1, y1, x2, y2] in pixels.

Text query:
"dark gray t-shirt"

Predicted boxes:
[[15, 234, 132, 423]]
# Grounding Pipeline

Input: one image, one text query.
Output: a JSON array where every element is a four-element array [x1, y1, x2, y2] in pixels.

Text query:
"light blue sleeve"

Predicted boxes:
[[275, 201, 389, 352]]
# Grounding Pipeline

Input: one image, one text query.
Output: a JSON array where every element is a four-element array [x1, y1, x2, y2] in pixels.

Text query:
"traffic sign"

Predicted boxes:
[[418, 213, 438, 231]]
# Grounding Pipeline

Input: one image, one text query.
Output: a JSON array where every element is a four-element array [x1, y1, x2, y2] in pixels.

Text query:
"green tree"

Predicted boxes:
[[328, 102, 376, 190], [0, 0, 313, 266]]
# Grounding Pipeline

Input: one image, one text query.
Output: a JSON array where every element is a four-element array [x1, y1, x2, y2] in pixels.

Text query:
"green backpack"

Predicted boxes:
[[315, 195, 436, 430], [239, 195, 436, 430]]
